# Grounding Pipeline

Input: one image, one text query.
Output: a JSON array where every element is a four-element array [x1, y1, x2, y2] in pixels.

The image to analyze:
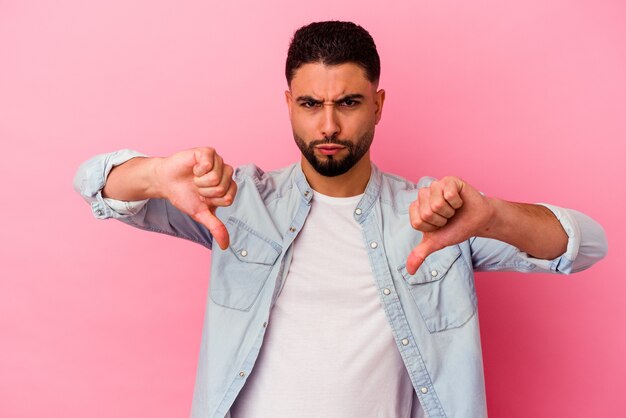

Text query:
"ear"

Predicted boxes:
[[374, 89, 385, 125], [285, 90, 293, 118]]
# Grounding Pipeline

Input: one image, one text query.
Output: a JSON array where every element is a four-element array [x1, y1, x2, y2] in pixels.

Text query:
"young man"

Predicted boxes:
[[74, 21, 607, 418]]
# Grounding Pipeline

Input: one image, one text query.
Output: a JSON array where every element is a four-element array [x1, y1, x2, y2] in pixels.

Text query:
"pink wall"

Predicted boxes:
[[1, 0, 624, 416]]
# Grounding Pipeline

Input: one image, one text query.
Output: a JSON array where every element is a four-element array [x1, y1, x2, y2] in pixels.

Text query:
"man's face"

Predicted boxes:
[[285, 62, 385, 177]]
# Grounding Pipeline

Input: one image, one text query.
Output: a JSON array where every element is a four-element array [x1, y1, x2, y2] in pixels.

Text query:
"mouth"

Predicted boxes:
[[315, 144, 346, 156]]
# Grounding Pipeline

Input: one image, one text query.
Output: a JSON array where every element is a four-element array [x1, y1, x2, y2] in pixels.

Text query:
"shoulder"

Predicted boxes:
[[377, 168, 436, 212], [233, 163, 299, 202], [379, 170, 436, 189]]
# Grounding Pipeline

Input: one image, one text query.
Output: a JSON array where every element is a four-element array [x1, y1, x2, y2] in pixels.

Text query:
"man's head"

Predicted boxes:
[[285, 21, 385, 178]]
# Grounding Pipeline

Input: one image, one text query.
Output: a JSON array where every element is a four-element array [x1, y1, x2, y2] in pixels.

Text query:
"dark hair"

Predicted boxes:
[[285, 21, 380, 86]]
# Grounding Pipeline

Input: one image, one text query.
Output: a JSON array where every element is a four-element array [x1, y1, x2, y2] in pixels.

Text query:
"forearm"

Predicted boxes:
[[407, 176, 604, 273], [102, 156, 164, 201], [481, 198, 568, 260]]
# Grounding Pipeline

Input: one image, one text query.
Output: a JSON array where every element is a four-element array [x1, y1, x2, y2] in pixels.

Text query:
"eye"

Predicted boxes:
[[340, 99, 360, 107], [301, 100, 320, 108]]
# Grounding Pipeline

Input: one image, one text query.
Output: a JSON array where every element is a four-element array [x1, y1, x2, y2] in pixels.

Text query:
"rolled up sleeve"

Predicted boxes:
[[470, 204, 607, 274], [73, 149, 148, 219]]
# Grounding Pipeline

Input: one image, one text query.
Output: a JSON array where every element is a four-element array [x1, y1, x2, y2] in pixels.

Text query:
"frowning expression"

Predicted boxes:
[[286, 62, 385, 177]]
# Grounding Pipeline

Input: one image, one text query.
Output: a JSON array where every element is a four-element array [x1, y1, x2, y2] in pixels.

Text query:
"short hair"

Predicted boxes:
[[285, 21, 381, 86]]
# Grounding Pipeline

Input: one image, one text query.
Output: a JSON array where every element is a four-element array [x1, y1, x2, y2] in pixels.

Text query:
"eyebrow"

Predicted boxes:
[[295, 94, 365, 104]]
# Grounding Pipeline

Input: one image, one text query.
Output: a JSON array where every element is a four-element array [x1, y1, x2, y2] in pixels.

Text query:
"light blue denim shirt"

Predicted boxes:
[[74, 149, 607, 418]]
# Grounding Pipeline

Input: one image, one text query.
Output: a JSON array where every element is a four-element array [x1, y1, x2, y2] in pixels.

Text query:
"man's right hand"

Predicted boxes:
[[153, 148, 237, 250]]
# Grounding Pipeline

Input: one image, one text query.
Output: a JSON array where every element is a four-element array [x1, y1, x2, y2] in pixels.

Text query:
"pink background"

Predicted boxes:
[[1, 0, 624, 416]]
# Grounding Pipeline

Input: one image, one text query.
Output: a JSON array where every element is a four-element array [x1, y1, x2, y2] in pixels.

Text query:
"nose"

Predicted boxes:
[[320, 105, 340, 139]]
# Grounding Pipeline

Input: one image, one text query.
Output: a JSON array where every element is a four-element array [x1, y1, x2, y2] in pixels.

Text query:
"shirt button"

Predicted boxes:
[[383, 288, 391, 295], [430, 270, 438, 277], [96, 209, 103, 216], [240, 250, 248, 257], [239, 371, 246, 377], [304, 191, 310, 197], [370, 242, 378, 249], [401, 338, 409, 346], [420, 387, 428, 394], [289, 227, 296, 233], [355, 208, 362, 215]]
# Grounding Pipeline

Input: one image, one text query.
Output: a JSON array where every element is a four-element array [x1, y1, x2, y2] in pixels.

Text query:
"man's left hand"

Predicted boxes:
[[406, 176, 494, 274]]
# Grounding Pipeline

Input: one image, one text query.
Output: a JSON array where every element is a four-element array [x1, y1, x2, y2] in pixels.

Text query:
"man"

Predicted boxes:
[[74, 21, 607, 418]]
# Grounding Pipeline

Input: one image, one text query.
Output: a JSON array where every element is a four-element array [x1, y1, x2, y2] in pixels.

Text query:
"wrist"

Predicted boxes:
[[478, 197, 506, 239], [150, 157, 167, 199]]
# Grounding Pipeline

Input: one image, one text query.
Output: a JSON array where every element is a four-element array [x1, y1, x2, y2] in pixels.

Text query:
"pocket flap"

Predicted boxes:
[[398, 245, 462, 284], [226, 217, 281, 265]]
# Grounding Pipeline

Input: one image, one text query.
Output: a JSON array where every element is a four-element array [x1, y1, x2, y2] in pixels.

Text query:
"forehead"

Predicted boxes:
[[289, 62, 374, 98]]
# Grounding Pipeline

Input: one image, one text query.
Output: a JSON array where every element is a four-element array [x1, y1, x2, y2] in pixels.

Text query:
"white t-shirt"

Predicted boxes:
[[230, 191, 414, 418]]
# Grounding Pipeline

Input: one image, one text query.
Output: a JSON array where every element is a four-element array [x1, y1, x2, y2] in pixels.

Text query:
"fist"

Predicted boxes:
[[157, 147, 237, 250], [406, 176, 493, 274]]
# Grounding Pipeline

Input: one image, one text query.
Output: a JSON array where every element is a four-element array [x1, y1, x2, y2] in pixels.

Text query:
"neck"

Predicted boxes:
[[301, 152, 372, 197]]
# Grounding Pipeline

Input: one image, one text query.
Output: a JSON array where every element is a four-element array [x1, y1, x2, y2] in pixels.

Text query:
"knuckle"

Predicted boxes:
[[420, 208, 433, 221], [206, 172, 220, 185], [431, 200, 444, 212], [197, 146, 214, 158], [222, 194, 234, 205], [443, 190, 456, 201]]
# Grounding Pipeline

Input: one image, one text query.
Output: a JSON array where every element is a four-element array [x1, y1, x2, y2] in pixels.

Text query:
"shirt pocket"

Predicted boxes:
[[398, 245, 476, 333], [209, 217, 282, 311]]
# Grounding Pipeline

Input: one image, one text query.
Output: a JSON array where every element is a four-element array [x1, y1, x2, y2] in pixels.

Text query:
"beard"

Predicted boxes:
[[293, 130, 374, 177]]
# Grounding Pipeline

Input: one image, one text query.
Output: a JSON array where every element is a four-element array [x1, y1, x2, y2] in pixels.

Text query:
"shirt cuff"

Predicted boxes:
[[78, 149, 149, 219], [102, 197, 149, 216]]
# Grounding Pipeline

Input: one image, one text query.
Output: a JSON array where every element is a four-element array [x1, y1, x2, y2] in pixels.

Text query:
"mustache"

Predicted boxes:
[[309, 137, 353, 148]]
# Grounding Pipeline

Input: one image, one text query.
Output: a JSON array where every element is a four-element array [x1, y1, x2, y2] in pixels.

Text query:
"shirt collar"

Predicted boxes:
[[293, 162, 382, 222]]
